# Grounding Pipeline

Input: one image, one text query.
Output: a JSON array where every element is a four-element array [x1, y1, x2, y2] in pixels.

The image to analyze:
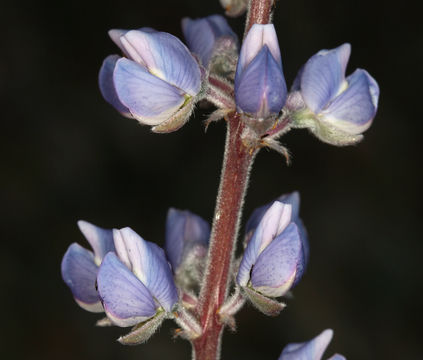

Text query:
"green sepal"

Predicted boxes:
[[242, 286, 286, 317], [118, 310, 167, 346], [151, 96, 195, 134], [291, 109, 363, 146], [241, 113, 279, 138], [208, 36, 238, 80]]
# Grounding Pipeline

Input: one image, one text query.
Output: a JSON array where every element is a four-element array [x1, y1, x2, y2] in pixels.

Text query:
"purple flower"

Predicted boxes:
[[97, 227, 178, 327], [279, 329, 346, 360], [244, 191, 309, 282], [292, 43, 379, 145], [234, 24, 287, 119], [61, 221, 114, 312], [237, 201, 306, 298], [99, 28, 202, 132], [182, 15, 238, 67], [164, 208, 210, 289]]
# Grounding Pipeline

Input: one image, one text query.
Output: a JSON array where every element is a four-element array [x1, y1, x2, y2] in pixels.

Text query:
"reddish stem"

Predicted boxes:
[[245, 0, 273, 34], [191, 2, 274, 358], [192, 113, 255, 360]]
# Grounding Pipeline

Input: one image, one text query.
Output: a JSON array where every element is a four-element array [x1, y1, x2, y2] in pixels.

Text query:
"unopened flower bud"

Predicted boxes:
[[182, 15, 238, 68], [234, 24, 287, 128], [165, 208, 210, 291]]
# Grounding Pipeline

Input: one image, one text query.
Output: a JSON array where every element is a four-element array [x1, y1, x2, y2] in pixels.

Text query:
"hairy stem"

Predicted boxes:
[[245, 0, 273, 34], [208, 76, 234, 96], [191, 2, 274, 358], [192, 113, 256, 360]]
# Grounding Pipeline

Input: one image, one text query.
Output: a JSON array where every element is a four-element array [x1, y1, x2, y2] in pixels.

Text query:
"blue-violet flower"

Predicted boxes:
[[165, 208, 210, 290], [291, 43, 379, 145], [237, 201, 305, 298], [182, 15, 238, 68], [61, 221, 114, 312], [279, 329, 346, 360], [244, 191, 309, 279], [234, 24, 287, 120], [97, 227, 178, 327], [99, 28, 202, 133]]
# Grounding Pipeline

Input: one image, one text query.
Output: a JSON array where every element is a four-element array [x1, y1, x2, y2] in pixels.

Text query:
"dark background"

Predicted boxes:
[[1, 0, 421, 359]]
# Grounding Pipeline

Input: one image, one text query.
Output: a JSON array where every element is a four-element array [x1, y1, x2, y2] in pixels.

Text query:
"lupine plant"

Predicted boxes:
[[61, 0, 379, 359]]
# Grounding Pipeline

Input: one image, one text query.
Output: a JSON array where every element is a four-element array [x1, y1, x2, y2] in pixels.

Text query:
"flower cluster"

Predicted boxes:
[[99, 14, 378, 148], [61, 208, 210, 343], [61, 192, 310, 342]]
